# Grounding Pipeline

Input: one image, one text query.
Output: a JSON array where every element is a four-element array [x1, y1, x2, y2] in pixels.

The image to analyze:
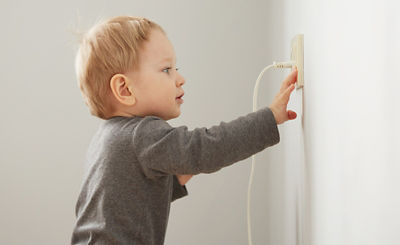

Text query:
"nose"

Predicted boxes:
[[176, 71, 185, 87]]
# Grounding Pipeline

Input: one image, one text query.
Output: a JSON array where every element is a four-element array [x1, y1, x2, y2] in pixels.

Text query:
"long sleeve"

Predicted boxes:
[[133, 106, 280, 179]]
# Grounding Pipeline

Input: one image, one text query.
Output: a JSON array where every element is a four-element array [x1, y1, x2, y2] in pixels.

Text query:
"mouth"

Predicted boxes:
[[176, 93, 184, 104]]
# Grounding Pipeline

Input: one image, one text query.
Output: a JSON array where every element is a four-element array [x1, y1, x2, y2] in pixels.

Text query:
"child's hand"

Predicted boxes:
[[269, 67, 298, 125], [176, 175, 193, 186]]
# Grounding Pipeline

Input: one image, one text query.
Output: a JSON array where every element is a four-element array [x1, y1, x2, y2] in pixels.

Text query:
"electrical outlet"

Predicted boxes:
[[291, 34, 304, 88]]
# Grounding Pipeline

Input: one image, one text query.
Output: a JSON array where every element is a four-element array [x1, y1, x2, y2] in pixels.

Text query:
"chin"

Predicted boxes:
[[164, 112, 180, 121], [171, 110, 181, 120]]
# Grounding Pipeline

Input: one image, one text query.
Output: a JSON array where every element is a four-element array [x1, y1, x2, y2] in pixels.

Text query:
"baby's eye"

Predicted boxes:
[[162, 67, 179, 74], [162, 67, 171, 74]]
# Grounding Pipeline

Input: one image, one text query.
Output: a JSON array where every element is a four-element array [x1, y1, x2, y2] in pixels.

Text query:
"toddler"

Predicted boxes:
[[71, 15, 298, 245]]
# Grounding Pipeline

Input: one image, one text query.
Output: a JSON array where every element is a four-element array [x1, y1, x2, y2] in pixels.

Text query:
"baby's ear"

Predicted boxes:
[[110, 74, 136, 106]]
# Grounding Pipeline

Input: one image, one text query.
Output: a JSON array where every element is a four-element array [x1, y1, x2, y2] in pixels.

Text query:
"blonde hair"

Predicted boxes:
[[75, 16, 165, 119]]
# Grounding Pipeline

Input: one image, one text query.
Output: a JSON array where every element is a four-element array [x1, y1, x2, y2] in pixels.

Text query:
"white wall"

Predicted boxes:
[[281, 0, 400, 244], [0, 0, 293, 244]]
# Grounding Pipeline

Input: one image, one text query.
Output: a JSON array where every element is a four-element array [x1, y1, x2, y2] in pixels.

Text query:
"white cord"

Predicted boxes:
[[247, 61, 295, 245]]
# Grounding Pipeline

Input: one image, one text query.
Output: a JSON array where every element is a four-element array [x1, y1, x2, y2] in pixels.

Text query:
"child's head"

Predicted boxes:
[[75, 16, 186, 120]]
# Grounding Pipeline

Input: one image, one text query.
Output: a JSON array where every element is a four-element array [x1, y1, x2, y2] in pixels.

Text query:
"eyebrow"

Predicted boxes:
[[159, 57, 176, 64]]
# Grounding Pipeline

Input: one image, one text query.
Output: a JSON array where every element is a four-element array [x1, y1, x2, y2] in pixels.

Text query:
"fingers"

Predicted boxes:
[[280, 68, 298, 93], [271, 69, 298, 124], [281, 83, 295, 104]]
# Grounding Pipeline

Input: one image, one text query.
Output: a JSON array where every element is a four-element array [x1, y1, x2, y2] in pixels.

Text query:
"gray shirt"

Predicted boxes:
[[71, 106, 280, 245]]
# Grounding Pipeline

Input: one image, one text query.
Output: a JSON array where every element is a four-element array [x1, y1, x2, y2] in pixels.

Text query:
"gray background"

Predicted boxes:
[[0, 0, 289, 244]]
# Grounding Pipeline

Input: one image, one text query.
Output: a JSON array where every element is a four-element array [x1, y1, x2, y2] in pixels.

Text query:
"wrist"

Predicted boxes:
[[269, 107, 279, 125]]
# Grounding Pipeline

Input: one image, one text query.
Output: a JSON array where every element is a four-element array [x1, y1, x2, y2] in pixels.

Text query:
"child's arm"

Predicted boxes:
[[133, 107, 279, 179], [133, 69, 297, 180]]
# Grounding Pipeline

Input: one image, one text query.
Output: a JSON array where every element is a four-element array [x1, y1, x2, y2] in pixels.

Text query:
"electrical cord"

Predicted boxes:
[[247, 61, 296, 245]]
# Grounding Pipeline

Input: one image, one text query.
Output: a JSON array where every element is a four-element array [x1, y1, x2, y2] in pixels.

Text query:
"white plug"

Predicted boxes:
[[273, 61, 296, 69]]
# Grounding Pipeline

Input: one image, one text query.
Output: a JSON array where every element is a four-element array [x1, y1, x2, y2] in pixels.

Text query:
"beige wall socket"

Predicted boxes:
[[291, 34, 304, 89]]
